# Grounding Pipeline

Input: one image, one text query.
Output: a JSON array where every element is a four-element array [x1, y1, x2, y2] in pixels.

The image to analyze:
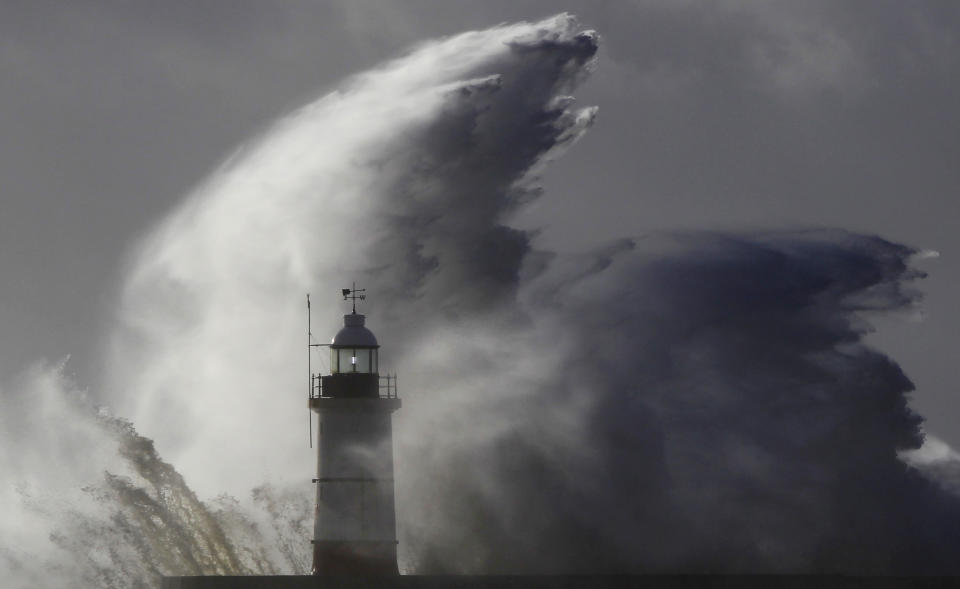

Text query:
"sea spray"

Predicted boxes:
[[2, 14, 959, 587], [106, 14, 599, 500], [88, 11, 960, 574], [2, 363, 310, 588]]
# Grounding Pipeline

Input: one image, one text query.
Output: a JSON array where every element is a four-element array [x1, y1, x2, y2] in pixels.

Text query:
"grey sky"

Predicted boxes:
[[1, 1, 958, 444]]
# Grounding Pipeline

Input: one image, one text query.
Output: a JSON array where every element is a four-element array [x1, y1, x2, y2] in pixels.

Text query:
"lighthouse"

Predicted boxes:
[[308, 287, 401, 575]]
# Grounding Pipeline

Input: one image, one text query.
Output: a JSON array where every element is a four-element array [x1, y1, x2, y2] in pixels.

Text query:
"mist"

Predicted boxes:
[[2, 13, 959, 587]]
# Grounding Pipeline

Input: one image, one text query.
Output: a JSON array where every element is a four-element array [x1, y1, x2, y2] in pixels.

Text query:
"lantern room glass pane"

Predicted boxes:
[[354, 349, 371, 373], [338, 349, 353, 373], [331, 348, 376, 374]]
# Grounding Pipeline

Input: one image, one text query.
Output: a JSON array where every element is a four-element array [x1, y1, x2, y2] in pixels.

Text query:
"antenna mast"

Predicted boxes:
[[307, 294, 313, 448]]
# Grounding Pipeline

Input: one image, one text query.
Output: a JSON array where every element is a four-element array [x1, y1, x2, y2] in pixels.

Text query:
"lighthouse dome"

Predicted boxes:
[[332, 313, 379, 348]]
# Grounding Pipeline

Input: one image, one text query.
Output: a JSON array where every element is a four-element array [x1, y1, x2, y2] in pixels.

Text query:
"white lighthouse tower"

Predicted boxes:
[[308, 286, 401, 575]]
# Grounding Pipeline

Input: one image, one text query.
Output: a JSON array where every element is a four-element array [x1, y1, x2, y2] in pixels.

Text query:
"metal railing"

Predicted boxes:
[[379, 374, 398, 399], [309, 373, 398, 399]]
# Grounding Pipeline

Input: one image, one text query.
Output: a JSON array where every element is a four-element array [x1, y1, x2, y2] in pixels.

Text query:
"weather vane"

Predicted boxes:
[[342, 282, 366, 314]]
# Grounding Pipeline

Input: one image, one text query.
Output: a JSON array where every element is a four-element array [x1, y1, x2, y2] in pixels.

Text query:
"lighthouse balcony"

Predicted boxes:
[[310, 373, 399, 401]]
